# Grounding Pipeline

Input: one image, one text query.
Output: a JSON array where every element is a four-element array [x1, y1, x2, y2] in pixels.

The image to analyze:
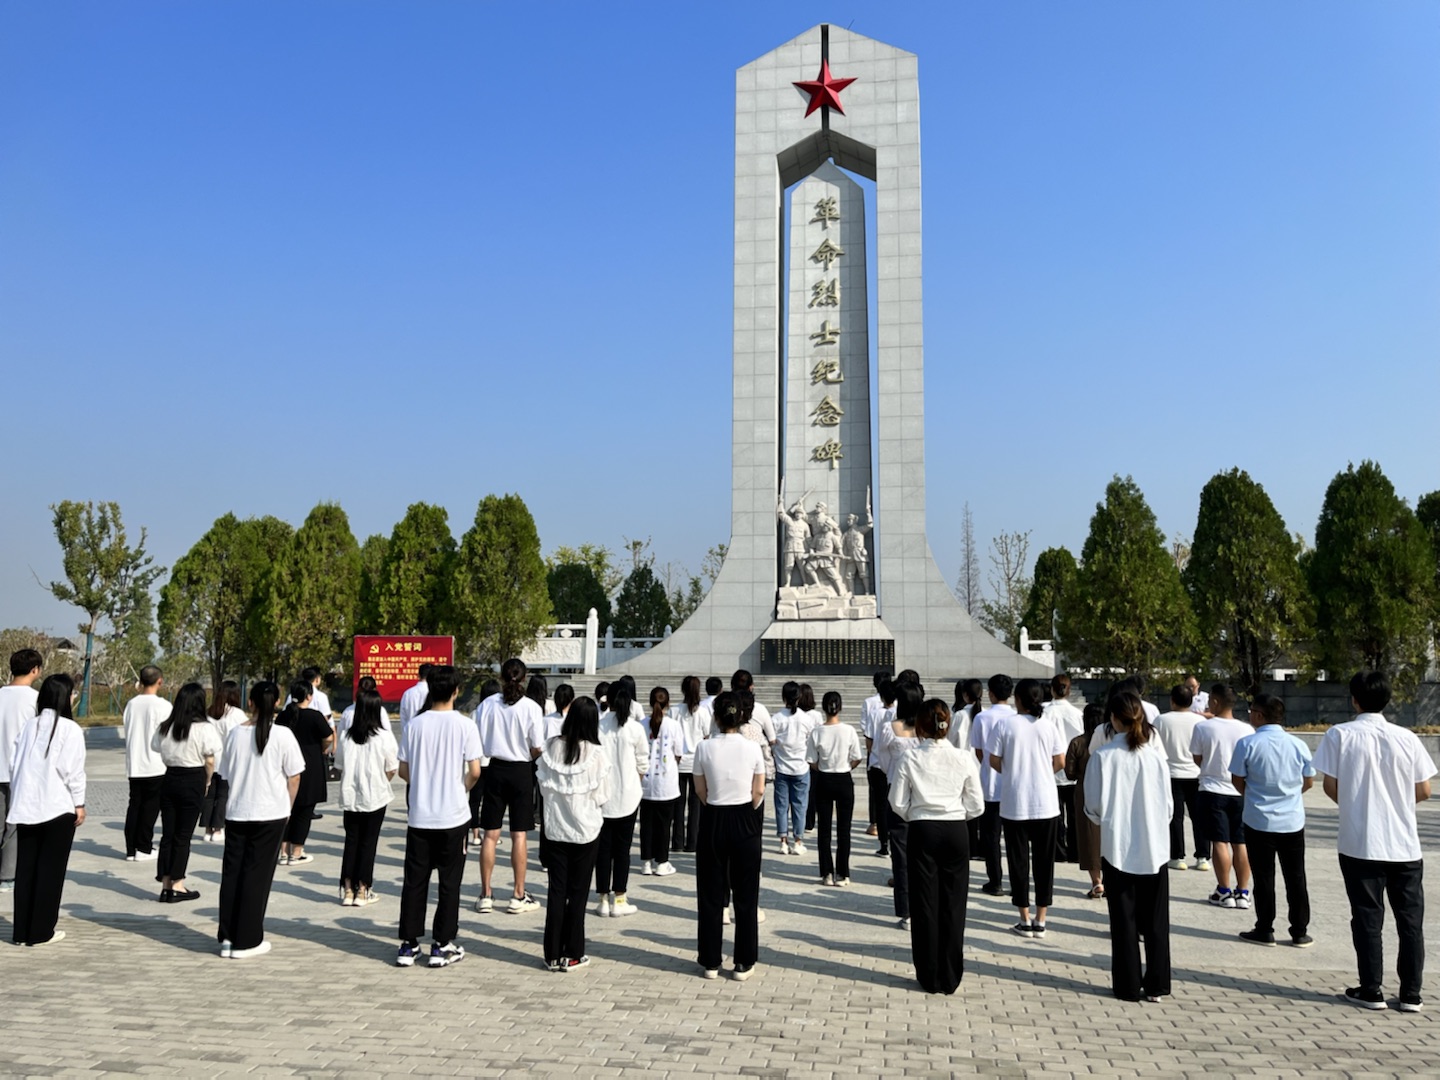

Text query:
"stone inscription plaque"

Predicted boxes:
[[759, 637, 895, 676]]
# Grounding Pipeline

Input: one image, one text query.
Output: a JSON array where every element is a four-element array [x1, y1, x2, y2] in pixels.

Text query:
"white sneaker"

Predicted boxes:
[[791, 841, 806, 855], [654, 862, 677, 876], [723, 906, 733, 925], [756, 908, 766, 924], [836, 877, 851, 887], [475, 894, 494, 914], [212, 829, 225, 844], [641, 860, 656, 876], [1195, 857, 1212, 871], [219, 940, 232, 958], [1166, 859, 1187, 870], [611, 896, 638, 917], [507, 894, 540, 914], [230, 940, 271, 959], [134, 850, 157, 862], [778, 838, 791, 856], [822, 873, 836, 886], [31, 930, 66, 946], [593, 894, 613, 918]]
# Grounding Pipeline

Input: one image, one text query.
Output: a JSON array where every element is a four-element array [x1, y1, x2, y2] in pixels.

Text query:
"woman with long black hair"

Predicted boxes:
[[672, 675, 708, 853], [594, 677, 648, 917], [7, 673, 85, 946], [217, 681, 304, 959], [152, 682, 222, 903], [806, 690, 862, 886], [277, 678, 333, 866], [336, 686, 398, 906], [639, 686, 683, 877], [874, 679, 923, 929], [200, 681, 247, 844]]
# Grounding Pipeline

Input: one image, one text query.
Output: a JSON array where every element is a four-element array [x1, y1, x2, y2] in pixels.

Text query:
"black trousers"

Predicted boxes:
[[544, 838, 600, 964], [674, 773, 702, 851], [640, 798, 676, 864], [398, 823, 467, 945], [1247, 826, 1310, 939], [124, 774, 164, 856], [979, 801, 1004, 890], [866, 767, 890, 849], [805, 776, 816, 833], [1003, 816, 1059, 910], [12, 813, 76, 946], [284, 801, 316, 845], [200, 775, 229, 833], [1339, 854, 1425, 1000], [595, 811, 637, 895], [157, 766, 207, 884], [341, 807, 387, 889], [813, 770, 855, 879], [218, 818, 286, 950], [908, 819, 969, 994], [468, 782, 483, 830], [1102, 858, 1171, 1000], [1169, 778, 1211, 861], [1055, 783, 1078, 862], [887, 807, 911, 918], [696, 802, 762, 970]]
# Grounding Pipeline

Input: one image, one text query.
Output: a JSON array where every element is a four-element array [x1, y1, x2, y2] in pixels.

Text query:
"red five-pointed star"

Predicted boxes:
[[793, 59, 857, 117]]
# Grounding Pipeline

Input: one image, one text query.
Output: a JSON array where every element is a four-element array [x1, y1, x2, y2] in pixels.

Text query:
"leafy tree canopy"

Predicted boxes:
[[255, 503, 361, 677], [548, 562, 612, 627], [374, 502, 455, 634], [613, 563, 672, 638], [453, 494, 553, 667], [1019, 546, 1076, 644]]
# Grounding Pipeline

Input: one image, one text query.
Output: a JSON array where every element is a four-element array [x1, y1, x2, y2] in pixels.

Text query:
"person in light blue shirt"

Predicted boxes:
[[1230, 694, 1315, 949]]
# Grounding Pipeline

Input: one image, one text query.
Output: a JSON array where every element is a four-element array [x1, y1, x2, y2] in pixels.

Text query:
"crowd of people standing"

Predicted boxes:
[[0, 649, 1432, 1012]]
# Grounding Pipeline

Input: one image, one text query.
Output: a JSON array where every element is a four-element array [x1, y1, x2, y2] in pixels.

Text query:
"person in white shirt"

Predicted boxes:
[[970, 674, 1016, 896], [397, 665, 483, 969], [336, 687, 399, 907], [398, 666, 431, 727], [338, 676, 392, 738], [150, 683, 223, 904], [671, 676, 711, 853], [890, 698, 984, 995], [593, 676, 649, 918], [693, 691, 766, 981], [1312, 670, 1436, 1013], [537, 683, 574, 872], [474, 658, 546, 915], [951, 678, 984, 856], [876, 678, 925, 929], [990, 679, 1067, 938], [7, 673, 85, 947], [215, 681, 303, 959], [806, 690, 862, 886], [864, 679, 898, 856], [772, 682, 822, 855], [122, 665, 170, 861], [639, 687, 684, 877], [0, 647, 43, 891], [295, 665, 333, 723], [1190, 684, 1252, 909], [1184, 675, 1211, 717], [537, 696, 612, 972], [860, 669, 891, 837], [1043, 673, 1085, 864], [1153, 682, 1211, 872], [1084, 691, 1173, 1002], [199, 681, 249, 844]]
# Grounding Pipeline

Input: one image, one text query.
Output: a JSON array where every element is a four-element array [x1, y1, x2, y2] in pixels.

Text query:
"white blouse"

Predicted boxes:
[[150, 721, 223, 769], [641, 716, 685, 801], [597, 712, 649, 818], [6, 711, 86, 824], [673, 702, 711, 774], [337, 728, 400, 813]]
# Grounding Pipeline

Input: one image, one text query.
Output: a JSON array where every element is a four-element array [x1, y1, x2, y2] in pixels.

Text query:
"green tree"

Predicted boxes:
[[547, 543, 622, 598], [46, 500, 163, 716], [1058, 476, 1195, 675], [374, 502, 456, 634], [1306, 462, 1435, 692], [1183, 468, 1312, 696], [356, 533, 389, 633], [548, 562, 612, 626], [614, 563, 673, 638], [453, 494, 553, 667], [1418, 490, 1440, 634], [256, 503, 362, 676], [1020, 546, 1076, 643]]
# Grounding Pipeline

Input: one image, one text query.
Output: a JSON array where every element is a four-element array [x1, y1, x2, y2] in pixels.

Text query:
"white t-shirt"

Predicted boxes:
[[151, 721, 224, 769], [1153, 710, 1202, 780], [475, 694, 545, 763], [945, 702, 975, 751], [1190, 716, 1251, 796], [1313, 712, 1438, 862], [399, 709, 483, 830], [123, 694, 172, 778], [969, 703, 1015, 802], [398, 681, 427, 726], [0, 683, 40, 783], [693, 733, 764, 806], [772, 707, 823, 776], [338, 704, 391, 739], [1141, 700, 1160, 722], [673, 702, 710, 774], [710, 700, 776, 743], [1084, 732, 1174, 874], [598, 713, 649, 818], [286, 688, 333, 724], [5, 711, 86, 824], [337, 728, 400, 813], [1190, 690, 1210, 715], [221, 723, 304, 822], [807, 722, 862, 773], [543, 709, 566, 742], [991, 712, 1066, 821], [641, 716, 685, 801], [1043, 699, 1085, 785], [213, 705, 249, 743], [866, 705, 895, 767], [860, 693, 883, 740]]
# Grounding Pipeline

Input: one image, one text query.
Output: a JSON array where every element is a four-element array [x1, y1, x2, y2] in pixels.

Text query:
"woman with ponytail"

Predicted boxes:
[[276, 679, 333, 865], [474, 658, 545, 915], [216, 681, 305, 959], [593, 676, 648, 917], [639, 687, 683, 877], [200, 681, 247, 843], [336, 687, 398, 906], [671, 675, 708, 853], [7, 673, 85, 946], [1083, 691, 1173, 1002], [152, 682, 222, 903]]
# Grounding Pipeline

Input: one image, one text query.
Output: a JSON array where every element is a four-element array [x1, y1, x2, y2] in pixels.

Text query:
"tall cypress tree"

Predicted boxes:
[[375, 502, 456, 634], [453, 494, 552, 667], [1020, 546, 1076, 645], [257, 503, 362, 676], [614, 564, 673, 638]]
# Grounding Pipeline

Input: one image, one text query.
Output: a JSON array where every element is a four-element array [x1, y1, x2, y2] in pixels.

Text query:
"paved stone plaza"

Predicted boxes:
[[1, 736, 1435, 1077]]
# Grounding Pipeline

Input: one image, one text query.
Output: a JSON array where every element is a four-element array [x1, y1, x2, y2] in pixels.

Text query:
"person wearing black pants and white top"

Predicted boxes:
[[276, 680, 333, 866], [694, 691, 766, 980], [989, 678, 1066, 938], [397, 665, 483, 968], [806, 691, 862, 886], [863, 678, 897, 855], [217, 681, 304, 959], [671, 676, 710, 853], [475, 658, 545, 914], [336, 686, 399, 907], [0, 647, 43, 893], [594, 677, 649, 917], [7, 674, 85, 947], [1084, 691, 1173, 1002], [151, 683, 222, 904], [969, 674, 1015, 895], [200, 681, 248, 844], [122, 665, 169, 862], [890, 699, 984, 995], [874, 682, 923, 929]]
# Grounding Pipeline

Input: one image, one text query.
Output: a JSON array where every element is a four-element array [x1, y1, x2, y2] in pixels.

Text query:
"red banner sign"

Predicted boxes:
[[353, 635, 454, 703]]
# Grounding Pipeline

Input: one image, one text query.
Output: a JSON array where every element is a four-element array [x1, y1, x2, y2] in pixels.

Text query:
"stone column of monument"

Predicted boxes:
[[609, 24, 1048, 680]]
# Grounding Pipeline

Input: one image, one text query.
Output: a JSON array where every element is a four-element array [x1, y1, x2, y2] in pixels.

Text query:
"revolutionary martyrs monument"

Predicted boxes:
[[614, 25, 1047, 679]]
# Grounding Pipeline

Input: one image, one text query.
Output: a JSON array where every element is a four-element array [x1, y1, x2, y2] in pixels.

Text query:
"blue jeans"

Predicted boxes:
[[774, 772, 810, 838]]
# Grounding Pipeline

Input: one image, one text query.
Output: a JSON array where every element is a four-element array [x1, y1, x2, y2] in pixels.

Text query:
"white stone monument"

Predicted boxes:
[[611, 24, 1048, 679]]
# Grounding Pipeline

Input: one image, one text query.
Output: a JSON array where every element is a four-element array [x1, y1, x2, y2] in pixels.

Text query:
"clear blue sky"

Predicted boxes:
[[3, 1, 1437, 635]]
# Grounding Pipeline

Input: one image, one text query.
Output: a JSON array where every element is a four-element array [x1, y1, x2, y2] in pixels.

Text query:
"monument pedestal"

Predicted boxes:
[[759, 618, 895, 675]]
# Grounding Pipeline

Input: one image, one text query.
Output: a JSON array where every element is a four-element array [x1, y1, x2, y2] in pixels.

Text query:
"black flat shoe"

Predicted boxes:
[[158, 889, 174, 903], [170, 888, 201, 903]]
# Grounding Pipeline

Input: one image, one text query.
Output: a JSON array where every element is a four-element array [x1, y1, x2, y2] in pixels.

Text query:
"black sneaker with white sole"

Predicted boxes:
[[1343, 986, 1387, 1010], [1399, 996, 1423, 1013], [1011, 922, 1034, 938], [429, 942, 464, 968]]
